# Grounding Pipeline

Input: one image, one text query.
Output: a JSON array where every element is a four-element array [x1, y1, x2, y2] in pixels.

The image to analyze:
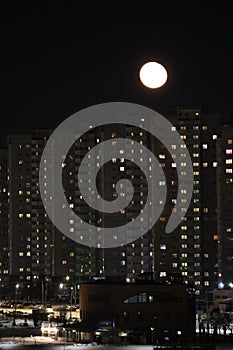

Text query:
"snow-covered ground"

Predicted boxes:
[[0, 317, 34, 328], [0, 337, 104, 349]]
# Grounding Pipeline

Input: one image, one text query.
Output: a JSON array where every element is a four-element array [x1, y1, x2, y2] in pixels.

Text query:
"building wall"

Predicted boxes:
[[217, 125, 233, 286], [0, 148, 9, 285], [213, 289, 233, 312], [0, 109, 231, 300], [79, 281, 195, 340]]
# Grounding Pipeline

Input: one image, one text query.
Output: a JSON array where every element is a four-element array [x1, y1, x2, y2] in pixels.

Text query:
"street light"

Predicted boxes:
[[218, 282, 224, 289], [15, 283, 20, 300], [177, 330, 182, 345], [150, 326, 154, 345], [13, 284, 20, 326], [69, 287, 73, 320]]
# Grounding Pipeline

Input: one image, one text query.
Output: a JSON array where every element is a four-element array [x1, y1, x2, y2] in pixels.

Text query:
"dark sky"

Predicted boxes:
[[0, 2, 233, 137]]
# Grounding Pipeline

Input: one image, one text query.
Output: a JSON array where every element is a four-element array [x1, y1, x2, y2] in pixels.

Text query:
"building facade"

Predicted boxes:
[[79, 278, 196, 342], [217, 125, 233, 287], [0, 148, 9, 293], [0, 107, 232, 300]]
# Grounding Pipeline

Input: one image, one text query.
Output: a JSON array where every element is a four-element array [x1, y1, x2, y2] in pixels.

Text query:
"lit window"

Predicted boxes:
[[159, 154, 165, 159], [160, 271, 166, 277]]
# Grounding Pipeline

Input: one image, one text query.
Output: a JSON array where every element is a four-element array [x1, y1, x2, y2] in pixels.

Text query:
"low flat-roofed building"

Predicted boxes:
[[213, 289, 233, 312], [79, 279, 195, 343]]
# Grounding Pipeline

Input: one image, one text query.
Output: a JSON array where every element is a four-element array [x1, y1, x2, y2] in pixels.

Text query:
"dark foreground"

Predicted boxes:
[[0, 345, 232, 350], [0, 342, 233, 350]]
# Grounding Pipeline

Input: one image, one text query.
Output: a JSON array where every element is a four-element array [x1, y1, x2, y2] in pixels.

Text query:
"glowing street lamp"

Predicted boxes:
[[150, 326, 154, 344], [218, 282, 224, 289], [13, 284, 20, 326]]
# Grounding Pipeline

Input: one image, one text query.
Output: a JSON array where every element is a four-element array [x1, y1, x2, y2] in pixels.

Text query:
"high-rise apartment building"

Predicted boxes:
[[0, 107, 232, 300], [7, 131, 54, 298], [217, 125, 233, 287], [0, 148, 9, 289]]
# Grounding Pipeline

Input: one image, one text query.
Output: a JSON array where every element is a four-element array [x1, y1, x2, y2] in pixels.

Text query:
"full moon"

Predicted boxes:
[[139, 61, 168, 89]]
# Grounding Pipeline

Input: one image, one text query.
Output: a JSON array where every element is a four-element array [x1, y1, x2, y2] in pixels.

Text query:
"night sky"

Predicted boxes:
[[0, 2, 233, 138]]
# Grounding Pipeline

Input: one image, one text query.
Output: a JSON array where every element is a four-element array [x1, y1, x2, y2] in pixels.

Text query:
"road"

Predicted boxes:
[[0, 343, 232, 350], [0, 344, 154, 350]]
